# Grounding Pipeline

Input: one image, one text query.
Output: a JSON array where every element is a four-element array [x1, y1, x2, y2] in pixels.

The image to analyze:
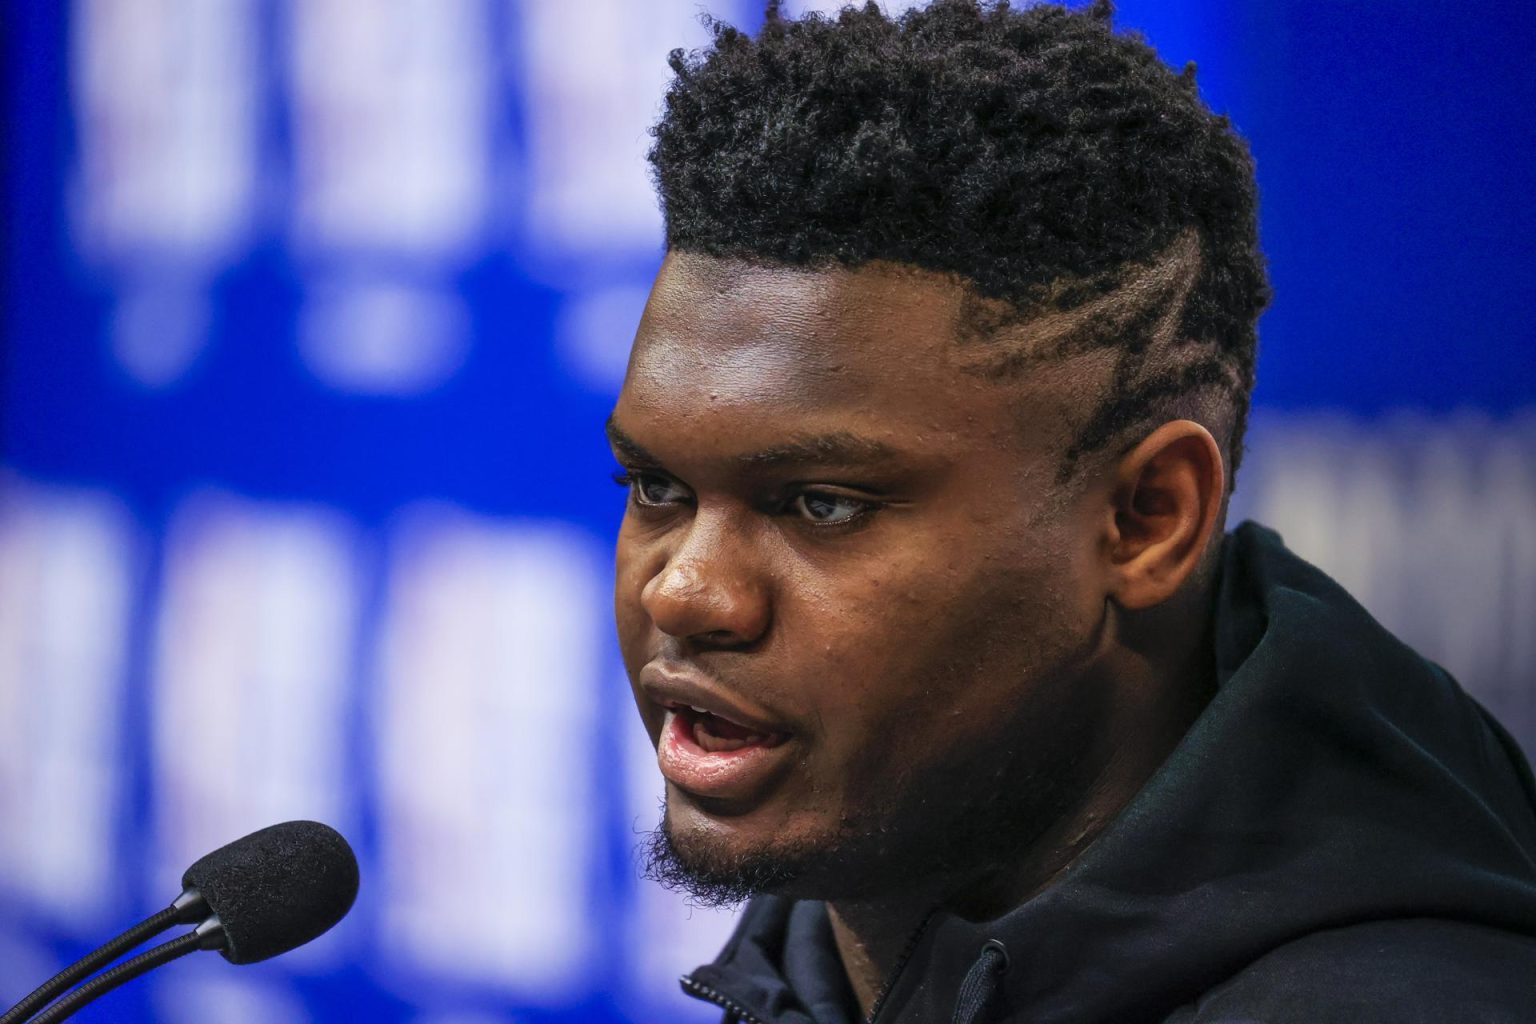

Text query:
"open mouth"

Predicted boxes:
[[657, 702, 794, 802], [667, 702, 788, 753]]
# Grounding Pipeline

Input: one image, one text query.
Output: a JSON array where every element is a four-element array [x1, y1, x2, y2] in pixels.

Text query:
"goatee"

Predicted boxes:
[[640, 816, 810, 908]]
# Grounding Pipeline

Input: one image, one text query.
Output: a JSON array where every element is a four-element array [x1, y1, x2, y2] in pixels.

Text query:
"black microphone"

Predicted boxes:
[[180, 819, 359, 965], [1, 821, 359, 1024]]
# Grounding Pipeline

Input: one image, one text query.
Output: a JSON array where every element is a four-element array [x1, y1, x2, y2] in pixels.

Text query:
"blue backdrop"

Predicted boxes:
[[1, 2, 1532, 1022]]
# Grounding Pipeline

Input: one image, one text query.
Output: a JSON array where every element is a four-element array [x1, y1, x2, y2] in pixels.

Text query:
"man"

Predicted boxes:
[[607, 2, 1536, 1021]]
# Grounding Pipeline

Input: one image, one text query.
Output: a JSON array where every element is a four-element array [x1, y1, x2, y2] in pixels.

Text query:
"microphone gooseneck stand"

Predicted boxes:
[[27, 919, 225, 1024], [0, 891, 210, 1024]]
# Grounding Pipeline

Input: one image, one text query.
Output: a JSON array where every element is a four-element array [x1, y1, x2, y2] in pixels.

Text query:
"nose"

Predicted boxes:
[[640, 515, 771, 649]]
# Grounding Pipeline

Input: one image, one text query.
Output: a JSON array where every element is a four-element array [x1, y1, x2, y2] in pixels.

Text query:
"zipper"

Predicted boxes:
[[680, 973, 768, 1024], [679, 909, 935, 1024], [864, 911, 935, 1024]]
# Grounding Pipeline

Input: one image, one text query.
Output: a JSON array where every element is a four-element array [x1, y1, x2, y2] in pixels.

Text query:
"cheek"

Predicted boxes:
[[614, 537, 664, 722], [780, 582, 924, 755], [801, 547, 1092, 776], [613, 535, 654, 639]]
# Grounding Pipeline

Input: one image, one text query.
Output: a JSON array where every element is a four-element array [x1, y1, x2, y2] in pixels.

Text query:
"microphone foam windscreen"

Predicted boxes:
[[181, 820, 360, 964]]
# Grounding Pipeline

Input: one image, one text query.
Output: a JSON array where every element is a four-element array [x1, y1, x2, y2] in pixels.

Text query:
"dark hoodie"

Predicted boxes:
[[680, 523, 1536, 1023]]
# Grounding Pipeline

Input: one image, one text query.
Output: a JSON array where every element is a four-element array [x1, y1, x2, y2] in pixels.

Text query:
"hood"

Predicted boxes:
[[683, 522, 1536, 1023]]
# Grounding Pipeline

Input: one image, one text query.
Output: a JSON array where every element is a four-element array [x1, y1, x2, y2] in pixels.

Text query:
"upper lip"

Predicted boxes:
[[639, 662, 792, 736]]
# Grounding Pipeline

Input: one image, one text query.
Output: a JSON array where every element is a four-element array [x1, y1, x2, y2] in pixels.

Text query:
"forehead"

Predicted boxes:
[[625, 251, 971, 410], [611, 253, 1112, 510], [614, 253, 1100, 477]]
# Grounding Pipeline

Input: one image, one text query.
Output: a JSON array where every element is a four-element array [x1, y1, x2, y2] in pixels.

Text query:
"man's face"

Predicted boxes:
[[610, 252, 1117, 902]]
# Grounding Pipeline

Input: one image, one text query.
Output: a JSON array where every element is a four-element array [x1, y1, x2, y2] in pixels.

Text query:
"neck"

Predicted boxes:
[[827, 591, 1218, 1019], [826, 899, 932, 1018]]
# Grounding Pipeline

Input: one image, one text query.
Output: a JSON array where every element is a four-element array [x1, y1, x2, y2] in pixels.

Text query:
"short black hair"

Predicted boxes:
[[649, 0, 1270, 479]]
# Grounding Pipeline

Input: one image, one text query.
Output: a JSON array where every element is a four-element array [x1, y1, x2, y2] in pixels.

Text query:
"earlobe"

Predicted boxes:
[[1106, 420, 1226, 611]]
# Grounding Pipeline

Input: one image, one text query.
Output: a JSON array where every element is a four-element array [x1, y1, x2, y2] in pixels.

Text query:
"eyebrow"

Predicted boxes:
[[605, 416, 901, 469], [606, 418, 662, 464]]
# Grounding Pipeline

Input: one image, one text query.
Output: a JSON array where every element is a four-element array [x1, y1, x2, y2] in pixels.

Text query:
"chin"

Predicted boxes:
[[646, 795, 895, 907]]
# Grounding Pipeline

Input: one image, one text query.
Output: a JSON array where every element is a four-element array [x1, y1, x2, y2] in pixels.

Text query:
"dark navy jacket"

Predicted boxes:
[[681, 523, 1536, 1023]]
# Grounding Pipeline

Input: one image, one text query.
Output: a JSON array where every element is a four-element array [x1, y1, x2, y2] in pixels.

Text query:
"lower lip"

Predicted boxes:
[[657, 710, 793, 802]]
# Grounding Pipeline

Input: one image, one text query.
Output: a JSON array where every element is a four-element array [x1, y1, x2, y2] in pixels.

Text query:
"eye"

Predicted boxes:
[[614, 470, 691, 507], [789, 491, 871, 525]]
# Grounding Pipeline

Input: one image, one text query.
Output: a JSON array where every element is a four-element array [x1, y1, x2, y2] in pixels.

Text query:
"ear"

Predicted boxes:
[[1105, 420, 1226, 611]]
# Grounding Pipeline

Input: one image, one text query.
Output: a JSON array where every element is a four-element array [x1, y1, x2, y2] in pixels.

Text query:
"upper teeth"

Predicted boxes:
[[690, 705, 710, 714]]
